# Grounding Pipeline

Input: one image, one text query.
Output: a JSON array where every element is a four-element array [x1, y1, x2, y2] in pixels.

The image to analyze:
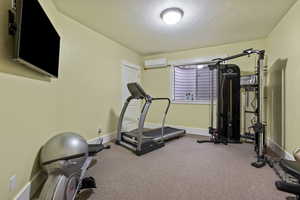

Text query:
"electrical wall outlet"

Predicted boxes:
[[9, 175, 17, 192]]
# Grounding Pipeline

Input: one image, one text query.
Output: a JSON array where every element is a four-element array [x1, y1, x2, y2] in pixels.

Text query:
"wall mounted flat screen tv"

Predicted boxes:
[[13, 0, 61, 77]]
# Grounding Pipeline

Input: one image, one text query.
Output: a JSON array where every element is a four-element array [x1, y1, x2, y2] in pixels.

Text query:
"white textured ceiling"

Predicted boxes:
[[52, 0, 296, 55]]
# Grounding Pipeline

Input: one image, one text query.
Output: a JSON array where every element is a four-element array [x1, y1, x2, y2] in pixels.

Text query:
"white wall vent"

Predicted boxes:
[[144, 58, 167, 69]]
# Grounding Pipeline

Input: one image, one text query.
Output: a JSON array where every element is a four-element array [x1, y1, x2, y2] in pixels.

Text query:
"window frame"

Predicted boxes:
[[169, 56, 225, 105]]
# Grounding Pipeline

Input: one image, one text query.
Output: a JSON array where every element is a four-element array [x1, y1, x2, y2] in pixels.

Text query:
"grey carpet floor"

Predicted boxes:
[[80, 135, 288, 200]]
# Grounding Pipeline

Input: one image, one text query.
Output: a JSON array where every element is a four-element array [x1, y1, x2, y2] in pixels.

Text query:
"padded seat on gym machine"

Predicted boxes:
[[275, 159, 300, 199], [280, 159, 300, 180]]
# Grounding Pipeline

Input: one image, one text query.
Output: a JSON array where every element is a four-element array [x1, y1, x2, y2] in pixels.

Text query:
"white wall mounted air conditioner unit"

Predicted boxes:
[[144, 58, 168, 69]]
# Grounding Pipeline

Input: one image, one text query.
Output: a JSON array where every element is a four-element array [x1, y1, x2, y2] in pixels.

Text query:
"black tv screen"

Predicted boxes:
[[16, 0, 60, 77]]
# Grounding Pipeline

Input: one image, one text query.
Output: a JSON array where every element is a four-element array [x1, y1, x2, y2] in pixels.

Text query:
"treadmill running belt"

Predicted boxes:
[[142, 127, 183, 138]]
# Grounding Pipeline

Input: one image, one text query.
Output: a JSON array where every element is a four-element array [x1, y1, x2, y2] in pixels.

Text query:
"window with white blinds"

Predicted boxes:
[[172, 65, 217, 103]]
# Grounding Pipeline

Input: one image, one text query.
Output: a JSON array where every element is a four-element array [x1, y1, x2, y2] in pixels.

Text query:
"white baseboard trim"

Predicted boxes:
[[14, 133, 116, 200], [144, 123, 209, 136], [267, 137, 294, 160], [88, 133, 116, 144]]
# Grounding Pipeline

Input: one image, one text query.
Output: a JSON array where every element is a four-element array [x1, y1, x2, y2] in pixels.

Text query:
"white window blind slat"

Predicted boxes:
[[173, 65, 217, 102]]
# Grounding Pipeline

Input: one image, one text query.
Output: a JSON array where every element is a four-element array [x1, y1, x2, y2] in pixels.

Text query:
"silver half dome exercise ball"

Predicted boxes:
[[38, 132, 110, 200]]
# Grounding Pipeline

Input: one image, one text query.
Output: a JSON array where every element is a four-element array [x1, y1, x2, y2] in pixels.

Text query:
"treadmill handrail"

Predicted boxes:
[[151, 98, 171, 114], [151, 97, 171, 142]]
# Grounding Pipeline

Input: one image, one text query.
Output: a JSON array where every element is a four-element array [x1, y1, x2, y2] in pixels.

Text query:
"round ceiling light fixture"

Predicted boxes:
[[160, 7, 184, 25]]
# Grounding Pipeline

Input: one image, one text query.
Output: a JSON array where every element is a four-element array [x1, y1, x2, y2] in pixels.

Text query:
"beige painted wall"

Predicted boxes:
[[0, 0, 299, 198], [266, 0, 300, 154], [0, 0, 141, 199], [142, 39, 266, 129]]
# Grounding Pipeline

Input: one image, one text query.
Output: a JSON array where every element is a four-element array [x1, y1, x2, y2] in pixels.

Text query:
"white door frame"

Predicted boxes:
[[121, 60, 141, 101], [121, 60, 141, 131]]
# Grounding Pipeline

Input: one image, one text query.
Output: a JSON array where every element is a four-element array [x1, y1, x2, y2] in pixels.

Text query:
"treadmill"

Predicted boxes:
[[116, 82, 186, 155]]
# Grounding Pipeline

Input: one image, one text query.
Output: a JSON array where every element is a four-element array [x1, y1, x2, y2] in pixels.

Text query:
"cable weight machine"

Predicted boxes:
[[198, 63, 241, 145], [175, 49, 267, 168]]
